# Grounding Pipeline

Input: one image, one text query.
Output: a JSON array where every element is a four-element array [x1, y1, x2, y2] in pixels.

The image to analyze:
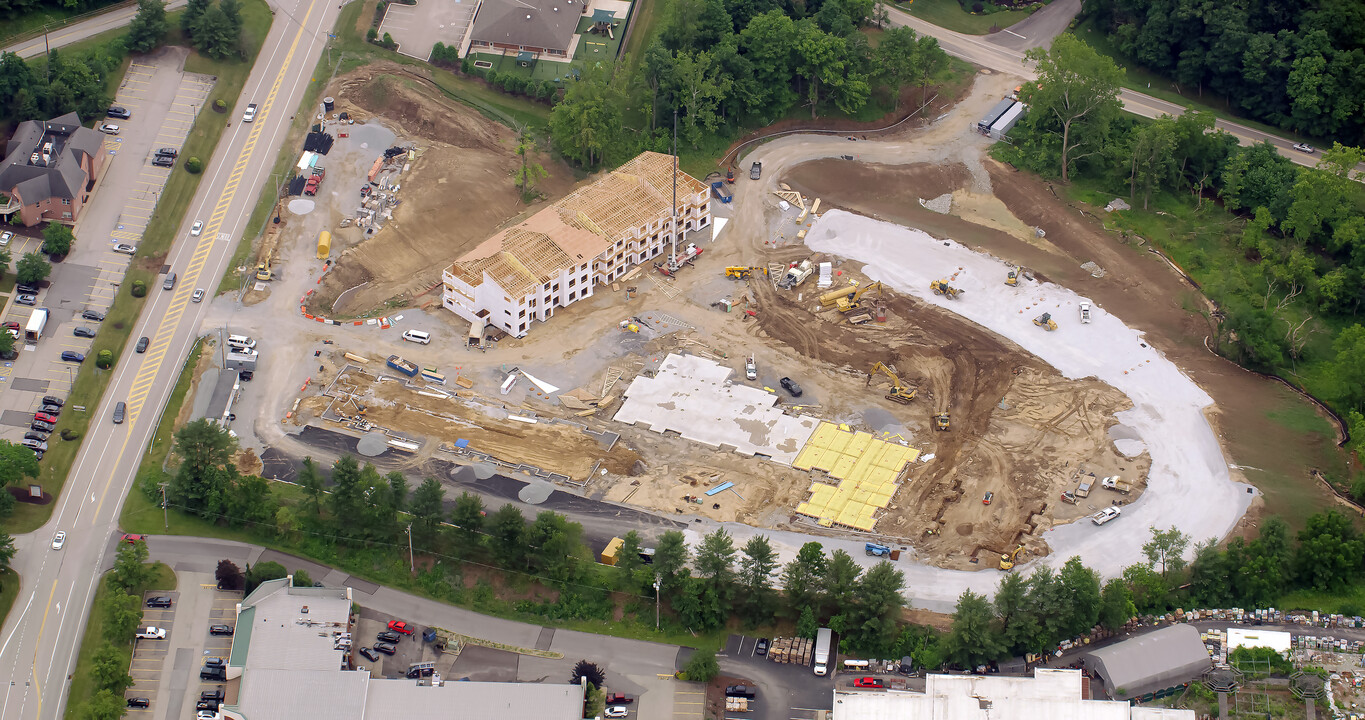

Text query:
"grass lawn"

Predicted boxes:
[[5, 1, 274, 535], [0, 0, 128, 45], [0, 570, 19, 631], [897, 0, 1036, 35], [1279, 585, 1365, 616], [621, 0, 658, 64], [63, 563, 175, 719], [1068, 20, 1318, 145]]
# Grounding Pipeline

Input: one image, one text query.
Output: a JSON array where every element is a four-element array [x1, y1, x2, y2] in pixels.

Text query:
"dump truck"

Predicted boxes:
[[813, 628, 833, 676], [868, 362, 916, 404], [386, 355, 419, 377], [930, 280, 962, 299], [1079, 302, 1092, 324], [1101, 475, 1131, 494], [865, 543, 891, 557], [710, 181, 732, 203], [1033, 313, 1058, 330]]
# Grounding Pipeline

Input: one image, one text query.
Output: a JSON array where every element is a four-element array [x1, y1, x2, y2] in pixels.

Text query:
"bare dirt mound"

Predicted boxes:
[[308, 63, 577, 315]]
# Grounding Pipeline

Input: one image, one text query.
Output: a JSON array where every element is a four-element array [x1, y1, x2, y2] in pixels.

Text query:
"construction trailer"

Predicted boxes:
[[977, 98, 1017, 134], [988, 101, 1026, 140]]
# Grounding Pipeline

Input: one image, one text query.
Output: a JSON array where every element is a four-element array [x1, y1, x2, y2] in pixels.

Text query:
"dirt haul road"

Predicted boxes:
[[704, 71, 1253, 609]]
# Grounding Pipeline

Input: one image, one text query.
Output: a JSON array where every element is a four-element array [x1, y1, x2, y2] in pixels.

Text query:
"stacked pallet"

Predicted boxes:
[[768, 636, 814, 665], [725, 697, 753, 713]]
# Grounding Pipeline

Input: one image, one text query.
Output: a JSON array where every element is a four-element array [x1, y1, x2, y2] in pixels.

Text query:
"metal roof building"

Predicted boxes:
[[218, 579, 583, 720], [1083, 624, 1212, 700], [832, 669, 1194, 719]]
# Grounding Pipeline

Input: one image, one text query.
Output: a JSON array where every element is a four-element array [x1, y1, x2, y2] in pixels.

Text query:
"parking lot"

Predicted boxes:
[[126, 590, 179, 715], [377, 0, 475, 61], [0, 51, 213, 442], [352, 609, 436, 679]]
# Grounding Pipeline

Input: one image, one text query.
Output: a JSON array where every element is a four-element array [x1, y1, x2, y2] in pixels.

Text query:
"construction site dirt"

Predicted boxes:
[[300, 62, 576, 316]]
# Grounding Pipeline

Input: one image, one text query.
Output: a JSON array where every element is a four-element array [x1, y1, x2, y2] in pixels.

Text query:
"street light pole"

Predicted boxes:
[[654, 576, 661, 630], [159, 482, 169, 529], [406, 524, 414, 574]]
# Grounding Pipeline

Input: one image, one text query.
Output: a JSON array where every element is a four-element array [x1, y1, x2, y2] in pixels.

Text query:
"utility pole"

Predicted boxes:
[[654, 576, 661, 630], [406, 524, 414, 573], [159, 482, 169, 529]]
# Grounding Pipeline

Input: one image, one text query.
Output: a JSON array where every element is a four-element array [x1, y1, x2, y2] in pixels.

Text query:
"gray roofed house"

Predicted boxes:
[[0, 112, 105, 227], [1082, 624, 1212, 700], [219, 578, 584, 720], [468, 0, 583, 58]]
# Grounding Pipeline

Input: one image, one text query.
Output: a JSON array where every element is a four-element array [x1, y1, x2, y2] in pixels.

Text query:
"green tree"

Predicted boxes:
[[844, 561, 905, 655], [169, 419, 238, 519], [526, 510, 584, 581], [1283, 144, 1365, 244], [694, 528, 736, 589], [109, 538, 153, 592], [872, 26, 921, 109], [653, 530, 690, 592], [994, 571, 1034, 654], [0, 529, 16, 580], [793, 22, 857, 118], [386, 471, 407, 514], [682, 648, 720, 682], [41, 223, 74, 255], [408, 477, 445, 547], [1218, 142, 1297, 221], [946, 590, 1001, 669], [781, 542, 827, 616], [1328, 324, 1365, 411], [1098, 578, 1136, 631], [1142, 526, 1191, 577], [244, 560, 287, 594], [671, 49, 731, 147], [0, 440, 41, 488], [0, 331, 13, 359], [83, 689, 128, 720], [1129, 116, 1179, 209], [104, 590, 142, 641], [616, 531, 648, 591], [549, 61, 628, 167], [16, 252, 51, 285], [486, 504, 527, 567], [796, 605, 818, 638], [739, 11, 799, 120], [1057, 556, 1101, 636], [227, 474, 274, 529], [298, 456, 325, 517], [1294, 510, 1365, 591], [512, 128, 548, 199], [1022, 34, 1124, 182], [193, 3, 237, 60], [91, 642, 132, 691], [822, 549, 861, 615], [1121, 562, 1172, 613], [450, 491, 485, 545], [181, 0, 210, 38], [292, 569, 313, 587], [126, 0, 168, 53], [737, 534, 778, 625]]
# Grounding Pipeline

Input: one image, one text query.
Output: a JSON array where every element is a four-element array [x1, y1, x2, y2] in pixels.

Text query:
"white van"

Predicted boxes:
[[226, 334, 255, 349], [401, 330, 431, 345]]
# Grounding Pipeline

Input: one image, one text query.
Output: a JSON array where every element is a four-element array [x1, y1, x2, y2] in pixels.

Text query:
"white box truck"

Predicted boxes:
[[24, 308, 48, 342], [813, 627, 833, 676]]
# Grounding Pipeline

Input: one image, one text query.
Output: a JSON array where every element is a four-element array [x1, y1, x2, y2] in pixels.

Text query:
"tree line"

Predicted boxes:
[[0, 47, 122, 125], [1004, 36, 1365, 464], [945, 514, 1365, 668], [1081, 0, 1365, 144], [520, 0, 948, 167]]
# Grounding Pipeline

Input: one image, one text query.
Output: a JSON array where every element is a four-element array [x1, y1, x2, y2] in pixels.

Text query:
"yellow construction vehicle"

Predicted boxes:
[[1000, 544, 1025, 571], [820, 283, 859, 308], [930, 279, 962, 299], [619, 320, 640, 333], [725, 266, 767, 280], [868, 362, 917, 404], [255, 261, 273, 281], [934, 412, 950, 431], [834, 282, 883, 313], [1005, 268, 1018, 286], [1033, 313, 1058, 331]]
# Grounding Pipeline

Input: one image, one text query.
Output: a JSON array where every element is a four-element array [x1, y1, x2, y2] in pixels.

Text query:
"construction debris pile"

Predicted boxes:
[[353, 144, 416, 233], [287, 131, 334, 196], [767, 637, 815, 666], [304, 130, 335, 154]]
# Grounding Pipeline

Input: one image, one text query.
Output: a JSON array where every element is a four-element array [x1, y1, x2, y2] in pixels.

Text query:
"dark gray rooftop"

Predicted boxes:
[[0, 112, 102, 203], [471, 0, 581, 52]]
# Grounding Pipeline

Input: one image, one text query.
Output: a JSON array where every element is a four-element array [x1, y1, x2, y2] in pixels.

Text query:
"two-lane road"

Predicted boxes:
[[0, 1, 341, 718], [2, 0, 189, 59]]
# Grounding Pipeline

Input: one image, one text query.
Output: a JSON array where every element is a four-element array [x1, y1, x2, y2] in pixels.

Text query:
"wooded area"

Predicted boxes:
[[1081, 0, 1365, 143]]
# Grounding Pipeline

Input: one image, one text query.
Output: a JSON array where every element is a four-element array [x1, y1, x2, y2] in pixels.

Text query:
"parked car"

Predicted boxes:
[[200, 689, 224, 703], [113, 402, 126, 424], [136, 336, 149, 353], [157, 147, 178, 158], [16, 294, 36, 306], [358, 646, 380, 662], [51, 531, 66, 550], [725, 685, 756, 698], [239, 371, 254, 381], [145, 596, 173, 608], [136, 627, 166, 639], [74, 326, 96, 338], [196, 699, 219, 712], [750, 161, 762, 180], [376, 630, 401, 644], [107, 106, 131, 118], [605, 693, 633, 705], [190, 221, 204, 236], [0, 230, 11, 246], [60, 351, 84, 363], [243, 103, 258, 122], [197, 710, 218, 720], [209, 624, 234, 636], [98, 123, 120, 135], [605, 708, 629, 718], [30, 419, 55, 433], [3, 321, 18, 331], [373, 642, 397, 655], [854, 677, 885, 688], [755, 638, 769, 656], [779, 377, 803, 397], [126, 697, 150, 708], [82, 309, 106, 321], [204, 657, 225, 668], [152, 155, 175, 168], [16, 283, 39, 295], [192, 288, 205, 303], [43, 395, 64, 407], [24, 431, 48, 442], [114, 243, 137, 255], [39, 404, 61, 415], [35, 412, 58, 424], [21, 438, 47, 452], [387, 620, 415, 635], [121, 533, 145, 544]]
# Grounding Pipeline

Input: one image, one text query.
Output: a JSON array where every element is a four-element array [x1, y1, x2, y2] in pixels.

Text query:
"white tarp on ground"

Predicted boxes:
[[697, 210, 1254, 612], [1226, 627, 1292, 655], [613, 353, 819, 465]]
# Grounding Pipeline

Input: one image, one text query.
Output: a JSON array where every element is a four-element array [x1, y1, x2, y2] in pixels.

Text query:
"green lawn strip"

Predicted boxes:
[[5, 4, 273, 535], [1068, 21, 1316, 145], [1278, 585, 1365, 616], [621, 0, 659, 65], [896, 0, 1035, 35], [63, 563, 175, 719], [0, 569, 19, 630]]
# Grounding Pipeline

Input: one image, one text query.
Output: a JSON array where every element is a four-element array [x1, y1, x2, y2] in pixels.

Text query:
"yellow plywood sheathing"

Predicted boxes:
[[794, 422, 919, 531]]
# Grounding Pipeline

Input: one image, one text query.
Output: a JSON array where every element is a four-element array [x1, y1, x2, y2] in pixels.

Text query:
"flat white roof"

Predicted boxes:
[[832, 670, 1195, 720], [363, 678, 583, 720], [1226, 627, 1292, 654]]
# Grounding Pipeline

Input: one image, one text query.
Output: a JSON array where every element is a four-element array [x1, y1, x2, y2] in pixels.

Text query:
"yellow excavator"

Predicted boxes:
[[868, 362, 917, 404], [930, 279, 962, 299], [934, 412, 950, 431], [1000, 544, 1025, 571], [1005, 268, 1018, 286], [725, 266, 767, 280], [833, 282, 883, 313]]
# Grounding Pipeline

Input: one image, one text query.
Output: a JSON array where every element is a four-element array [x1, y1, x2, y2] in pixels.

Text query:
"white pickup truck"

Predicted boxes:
[[1092, 507, 1122, 525], [136, 627, 166, 639], [1079, 302, 1092, 324], [1101, 475, 1131, 494]]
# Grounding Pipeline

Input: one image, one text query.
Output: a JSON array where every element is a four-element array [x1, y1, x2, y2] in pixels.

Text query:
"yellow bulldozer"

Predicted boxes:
[[834, 282, 883, 313], [868, 362, 916, 404], [930, 279, 962, 299], [1005, 268, 1018, 286], [1000, 544, 1025, 571], [725, 266, 767, 280], [1033, 313, 1058, 331], [934, 412, 950, 431]]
